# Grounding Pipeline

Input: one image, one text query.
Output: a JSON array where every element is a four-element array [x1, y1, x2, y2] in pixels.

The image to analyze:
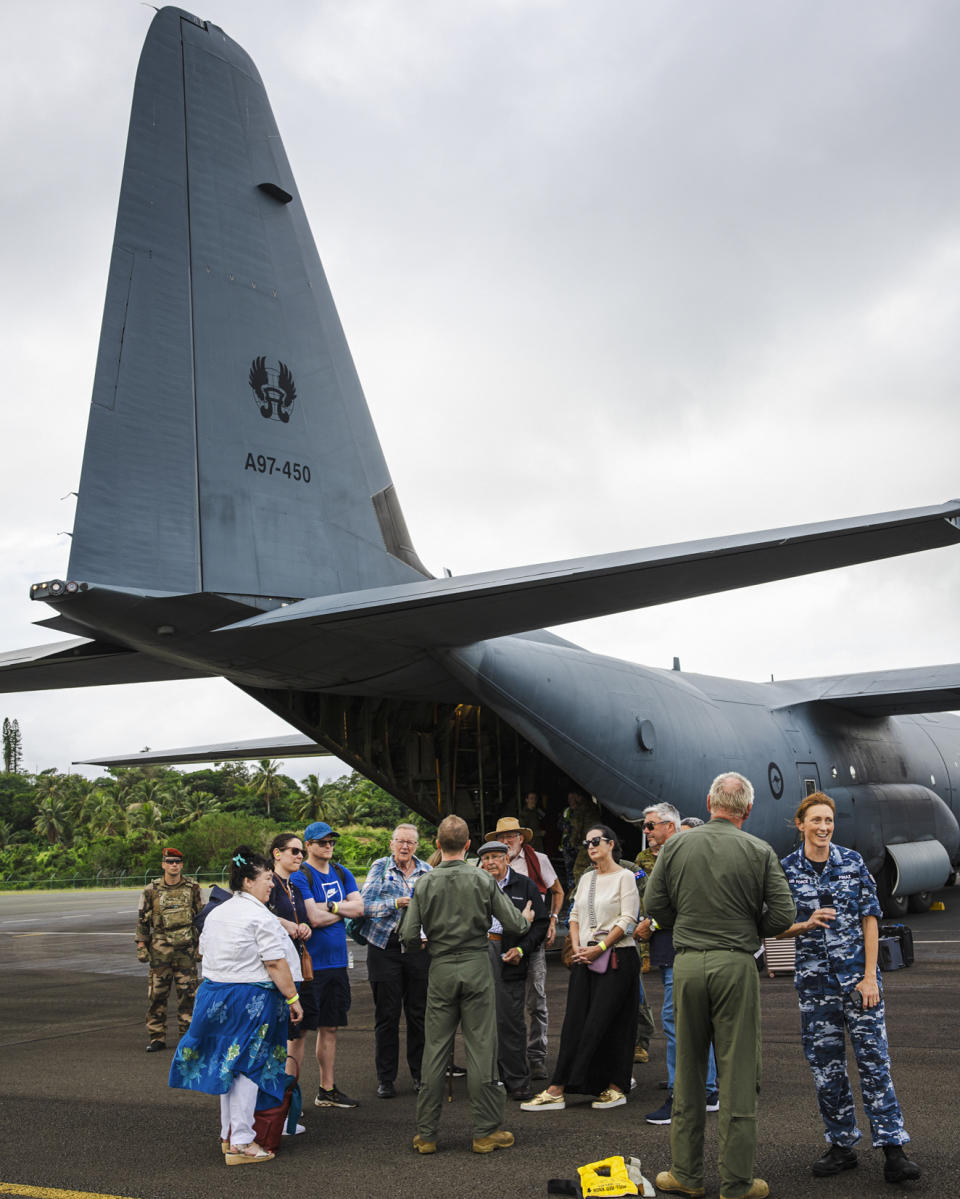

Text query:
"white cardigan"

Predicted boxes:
[[569, 867, 639, 950]]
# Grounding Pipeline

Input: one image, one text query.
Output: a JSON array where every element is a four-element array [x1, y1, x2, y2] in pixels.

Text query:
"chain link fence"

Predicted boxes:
[[0, 862, 372, 891]]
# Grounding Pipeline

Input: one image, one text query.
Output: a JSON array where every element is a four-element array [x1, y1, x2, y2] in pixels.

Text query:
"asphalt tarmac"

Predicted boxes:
[[1, 887, 958, 1199]]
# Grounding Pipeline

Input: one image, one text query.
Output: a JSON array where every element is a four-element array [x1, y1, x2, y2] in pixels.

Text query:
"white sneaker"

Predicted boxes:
[[520, 1089, 566, 1111], [282, 1123, 306, 1136], [592, 1088, 627, 1109]]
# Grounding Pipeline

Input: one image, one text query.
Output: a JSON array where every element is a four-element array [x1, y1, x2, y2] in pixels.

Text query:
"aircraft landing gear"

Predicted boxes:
[[877, 861, 908, 918]]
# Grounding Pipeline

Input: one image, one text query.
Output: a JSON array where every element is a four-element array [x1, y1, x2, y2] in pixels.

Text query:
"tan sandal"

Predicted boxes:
[[224, 1142, 275, 1165]]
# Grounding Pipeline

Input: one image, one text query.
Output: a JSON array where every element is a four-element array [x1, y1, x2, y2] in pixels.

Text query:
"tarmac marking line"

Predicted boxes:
[[0, 1186, 141, 1199], [1, 932, 131, 937]]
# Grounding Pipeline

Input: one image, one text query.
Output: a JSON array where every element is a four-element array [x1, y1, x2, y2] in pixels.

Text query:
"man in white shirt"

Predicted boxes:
[[486, 816, 564, 1081]]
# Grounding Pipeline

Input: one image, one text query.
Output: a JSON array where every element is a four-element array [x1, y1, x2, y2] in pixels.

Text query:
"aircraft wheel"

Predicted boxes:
[[877, 862, 908, 918], [947, 871, 957, 888], [907, 891, 933, 913]]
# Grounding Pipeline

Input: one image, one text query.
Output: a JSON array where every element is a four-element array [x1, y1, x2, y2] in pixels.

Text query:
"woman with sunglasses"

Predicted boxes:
[[268, 834, 314, 1088], [522, 823, 639, 1112]]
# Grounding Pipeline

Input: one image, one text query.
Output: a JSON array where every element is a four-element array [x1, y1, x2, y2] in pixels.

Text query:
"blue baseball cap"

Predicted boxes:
[[304, 821, 338, 842]]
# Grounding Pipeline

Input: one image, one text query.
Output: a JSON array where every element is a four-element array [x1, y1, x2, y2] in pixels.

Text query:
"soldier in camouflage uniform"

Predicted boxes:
[[136, 847, 203, 1052], [779, 793, 920, 1185], [632, 845, 657, 1063]]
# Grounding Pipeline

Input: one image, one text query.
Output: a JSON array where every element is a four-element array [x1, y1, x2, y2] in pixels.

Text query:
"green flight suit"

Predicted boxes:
[[402, 858, 530, 1141], [645, 817, 795, 1199], [137, 876, 202, 1039]]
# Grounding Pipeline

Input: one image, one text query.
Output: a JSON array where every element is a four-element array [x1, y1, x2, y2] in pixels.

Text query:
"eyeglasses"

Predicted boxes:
[[392, 839, 418, 847], [285, 846, 304, 855], [582, 836, 611, 849], [642, 820, 669, 832]]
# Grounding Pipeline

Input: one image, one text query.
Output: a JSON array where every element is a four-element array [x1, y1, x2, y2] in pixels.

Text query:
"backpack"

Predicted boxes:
[[304, 861, 370, 945], [194, 884, 231, 933]]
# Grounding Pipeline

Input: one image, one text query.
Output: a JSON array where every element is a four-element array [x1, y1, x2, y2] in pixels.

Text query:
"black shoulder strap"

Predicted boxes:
[[331, 860, 349, 892]]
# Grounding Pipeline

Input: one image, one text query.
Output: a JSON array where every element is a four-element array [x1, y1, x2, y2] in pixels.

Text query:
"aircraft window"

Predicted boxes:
[[931, 774, 936, 786], [849, 765, 857, 779], [831, 766, 838, 779], [803, 779, 817, 796]]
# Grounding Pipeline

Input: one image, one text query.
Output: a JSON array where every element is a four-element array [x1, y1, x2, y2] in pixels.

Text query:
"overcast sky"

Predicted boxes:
[[2, 0, 959, 781]]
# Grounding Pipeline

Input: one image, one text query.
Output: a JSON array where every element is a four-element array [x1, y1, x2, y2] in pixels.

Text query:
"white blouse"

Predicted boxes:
[[570, 867, 639, 950], [199, 892, 302, 984]]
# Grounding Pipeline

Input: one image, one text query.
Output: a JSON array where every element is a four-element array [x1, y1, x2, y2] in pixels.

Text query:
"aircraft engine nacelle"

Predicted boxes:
[[829, 782, 959, 914]]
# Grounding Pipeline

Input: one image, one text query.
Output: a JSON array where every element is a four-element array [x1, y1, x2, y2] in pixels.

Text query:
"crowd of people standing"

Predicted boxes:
[[137, 773, 920, 1189]]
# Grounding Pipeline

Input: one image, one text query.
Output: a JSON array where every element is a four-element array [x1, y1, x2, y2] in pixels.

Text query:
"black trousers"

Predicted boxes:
[[367, 936, 430, 1082], [552, 949, 639, 1096], [488, 942, 530, 1092]]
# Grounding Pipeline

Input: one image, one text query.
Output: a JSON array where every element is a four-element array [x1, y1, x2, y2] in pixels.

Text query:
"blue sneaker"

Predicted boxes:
[[645, 1097, 672, 1124]]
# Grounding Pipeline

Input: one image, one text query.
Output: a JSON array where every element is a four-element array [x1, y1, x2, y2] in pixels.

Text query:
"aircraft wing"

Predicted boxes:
[[218, 500, 960, 647], [0, 639, 214, 693], [78, 734, 328, 769], [777, 664, 960, 716]]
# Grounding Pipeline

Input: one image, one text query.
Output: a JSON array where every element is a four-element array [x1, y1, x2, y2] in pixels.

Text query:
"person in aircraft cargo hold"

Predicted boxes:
[[777, 792, 921, 1185]]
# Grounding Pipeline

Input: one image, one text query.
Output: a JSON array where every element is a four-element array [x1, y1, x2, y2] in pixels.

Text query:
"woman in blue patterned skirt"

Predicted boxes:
[[169, 846, 303, 1165]]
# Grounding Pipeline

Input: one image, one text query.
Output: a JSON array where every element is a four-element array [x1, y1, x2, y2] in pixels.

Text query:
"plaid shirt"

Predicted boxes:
[[360, 854, 432, 949]]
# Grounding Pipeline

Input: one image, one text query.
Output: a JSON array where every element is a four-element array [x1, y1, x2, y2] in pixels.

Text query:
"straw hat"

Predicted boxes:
[[485, 816, 533, 843]]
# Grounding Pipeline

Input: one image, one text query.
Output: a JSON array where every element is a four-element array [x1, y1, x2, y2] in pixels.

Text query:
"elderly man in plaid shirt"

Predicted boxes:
[[361, 823, 433, 1098]]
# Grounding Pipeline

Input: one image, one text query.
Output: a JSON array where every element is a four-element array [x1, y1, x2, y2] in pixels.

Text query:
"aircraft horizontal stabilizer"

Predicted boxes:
[[218, 500, 960, 647], [779, 663, 960, 716], [0, 639, 213, 694], [78, 734, 327, 769]]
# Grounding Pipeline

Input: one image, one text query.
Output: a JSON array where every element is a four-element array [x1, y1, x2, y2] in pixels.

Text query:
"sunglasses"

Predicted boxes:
[[285, 846, 304, 855], [643, 820, 670, 831], [313, 839, 337, 847], [582, 836, 611, 849]]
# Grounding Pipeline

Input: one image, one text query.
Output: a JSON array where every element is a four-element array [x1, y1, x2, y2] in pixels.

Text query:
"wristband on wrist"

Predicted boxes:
[[332, 902, 339, 915], [286, 993, 299, 1006], [549, 913, 558, 920], [598, 940, 608, 951]]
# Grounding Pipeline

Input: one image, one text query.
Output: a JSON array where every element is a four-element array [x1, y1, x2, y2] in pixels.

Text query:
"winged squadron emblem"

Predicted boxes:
[[248, 356, 297, 422]]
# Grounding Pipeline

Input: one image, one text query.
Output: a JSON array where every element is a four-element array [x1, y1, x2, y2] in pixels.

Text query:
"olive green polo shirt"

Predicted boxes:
[[644, 816, 795, 952], [401, 858, 528, 957]]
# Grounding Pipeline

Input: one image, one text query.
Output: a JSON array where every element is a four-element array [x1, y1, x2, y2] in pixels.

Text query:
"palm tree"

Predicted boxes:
[[86, 790, 125, 838], [252, 759, 282, 818], [33, 795, 72, 846], [126, 800, 163, 840], [296, 774, 327, 824]]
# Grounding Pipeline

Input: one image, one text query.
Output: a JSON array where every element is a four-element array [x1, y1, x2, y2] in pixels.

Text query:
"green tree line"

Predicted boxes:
[[0, 761, 437, 887]]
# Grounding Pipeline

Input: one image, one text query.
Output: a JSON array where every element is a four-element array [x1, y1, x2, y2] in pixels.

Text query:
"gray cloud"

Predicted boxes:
[[2, 0, 958, 778]]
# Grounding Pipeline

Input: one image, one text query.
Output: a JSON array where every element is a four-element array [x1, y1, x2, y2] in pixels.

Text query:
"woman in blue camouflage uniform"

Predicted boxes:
[[778, 793, 920, 1185]]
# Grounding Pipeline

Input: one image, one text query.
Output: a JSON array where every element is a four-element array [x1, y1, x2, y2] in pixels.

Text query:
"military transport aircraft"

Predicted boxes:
[[3, 7, 960, 916]]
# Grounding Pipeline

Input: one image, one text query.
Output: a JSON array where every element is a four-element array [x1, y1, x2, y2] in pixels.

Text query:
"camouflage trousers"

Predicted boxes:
[[146, 954, 199, 1040], [799, 986, 909, 1148]]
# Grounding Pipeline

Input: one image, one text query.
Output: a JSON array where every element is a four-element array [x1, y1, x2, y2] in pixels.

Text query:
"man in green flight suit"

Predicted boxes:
[[402, 814, 534, 1155], [136, 847, 203, 1052], [645, 773, 796, 1199]]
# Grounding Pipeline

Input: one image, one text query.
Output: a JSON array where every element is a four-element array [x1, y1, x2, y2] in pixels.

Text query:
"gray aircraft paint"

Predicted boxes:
[[5, 7, 960, 915]]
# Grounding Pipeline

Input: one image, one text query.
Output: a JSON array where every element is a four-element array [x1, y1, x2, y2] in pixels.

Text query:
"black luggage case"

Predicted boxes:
[[879, 921, 914, 967]]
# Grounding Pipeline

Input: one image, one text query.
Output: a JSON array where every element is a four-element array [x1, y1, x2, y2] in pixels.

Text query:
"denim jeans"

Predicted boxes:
[[662, 964, 717, 1092]]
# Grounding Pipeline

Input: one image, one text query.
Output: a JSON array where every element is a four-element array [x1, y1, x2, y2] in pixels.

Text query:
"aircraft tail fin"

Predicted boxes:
[[69, 7, 428, 601]]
